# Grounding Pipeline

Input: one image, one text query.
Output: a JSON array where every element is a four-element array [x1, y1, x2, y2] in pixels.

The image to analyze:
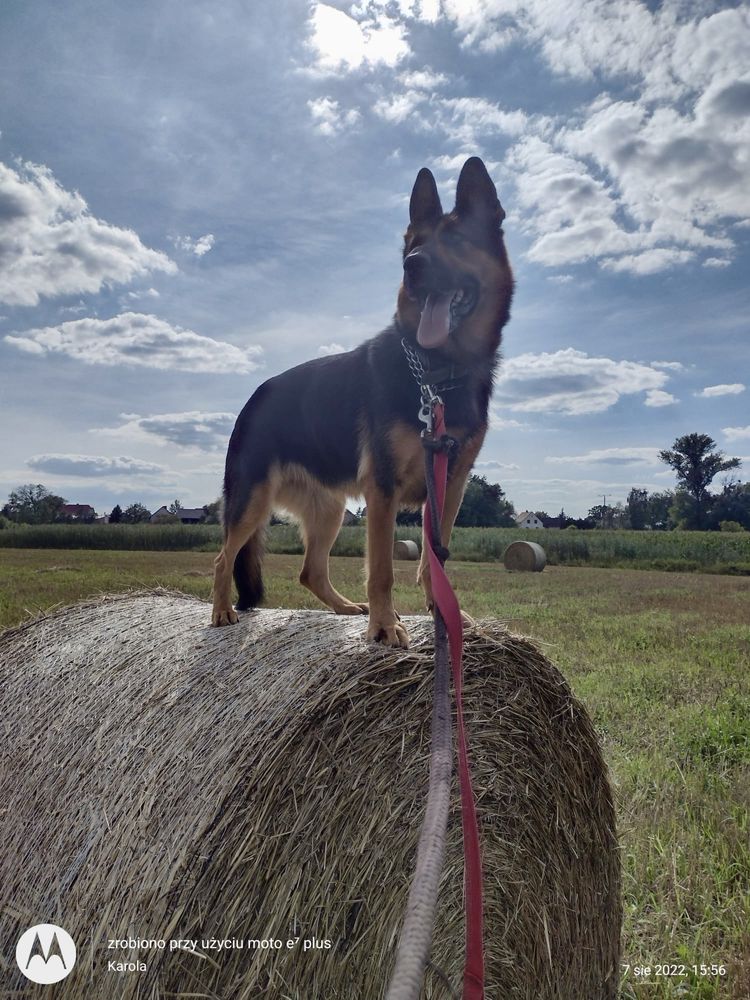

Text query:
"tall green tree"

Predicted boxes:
[[3, 484, 67, 524], [626, 488, 649, 530], [202, 499, 222, 524], [455, 475, 515, 527], [587, 504, 610, 528], [708, 480, 750, 531], [645, 491, 675, 531], [659, 433, 740, 529], [121, 503, 152, 523]]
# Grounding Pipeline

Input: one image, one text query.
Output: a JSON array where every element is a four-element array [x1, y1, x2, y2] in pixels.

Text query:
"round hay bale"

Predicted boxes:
[[394, 538, 420, 560], [0, 592, 620, 999], [504, 539, 547, 572]]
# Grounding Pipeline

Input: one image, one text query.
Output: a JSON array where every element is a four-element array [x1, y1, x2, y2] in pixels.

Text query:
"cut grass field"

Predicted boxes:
[[1, 547, 748, 999]]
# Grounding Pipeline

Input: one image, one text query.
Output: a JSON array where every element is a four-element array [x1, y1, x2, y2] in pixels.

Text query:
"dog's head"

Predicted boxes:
[[397, 157, 513, 365]]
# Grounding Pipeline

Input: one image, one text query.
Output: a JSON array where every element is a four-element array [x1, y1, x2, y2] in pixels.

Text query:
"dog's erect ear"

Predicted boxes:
[[409, 167, 443, 227], [455, 157, 506, 226]]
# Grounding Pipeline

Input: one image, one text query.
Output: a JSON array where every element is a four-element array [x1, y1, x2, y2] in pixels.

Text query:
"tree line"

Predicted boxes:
[[401, 433, 747, 531], [2, 433, 746, 531]]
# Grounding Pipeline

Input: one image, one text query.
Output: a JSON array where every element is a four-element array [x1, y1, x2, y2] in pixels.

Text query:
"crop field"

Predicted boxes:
[[1, 546, 748, 998], [1, 522, 749, 574]]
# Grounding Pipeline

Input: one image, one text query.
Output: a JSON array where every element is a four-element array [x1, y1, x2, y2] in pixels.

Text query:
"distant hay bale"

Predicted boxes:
[[394, 538, 420, 560], [0, 592, 620, 999], [504, 539, 547, 572]]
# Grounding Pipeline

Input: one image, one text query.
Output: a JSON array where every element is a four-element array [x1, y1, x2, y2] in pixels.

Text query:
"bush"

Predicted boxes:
[[719, 520, 745, 532]]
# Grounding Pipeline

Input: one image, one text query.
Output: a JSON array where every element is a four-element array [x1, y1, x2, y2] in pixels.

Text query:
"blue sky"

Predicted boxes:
[[1, 0, 748, 518]]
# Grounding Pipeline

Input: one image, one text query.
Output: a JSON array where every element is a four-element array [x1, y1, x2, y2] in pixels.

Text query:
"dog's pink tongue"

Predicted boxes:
[[417, 292, 452, 349]]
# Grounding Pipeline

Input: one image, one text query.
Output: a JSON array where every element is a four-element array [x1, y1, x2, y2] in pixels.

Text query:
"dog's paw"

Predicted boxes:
[[211, 607, 239, 626], [334, 601, 369, 616], [367, 618, 410, 649]]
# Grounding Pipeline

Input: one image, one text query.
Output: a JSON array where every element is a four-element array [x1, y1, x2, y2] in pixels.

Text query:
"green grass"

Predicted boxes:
[[1, 522, 748, 573], [1, 548, 749, 998]]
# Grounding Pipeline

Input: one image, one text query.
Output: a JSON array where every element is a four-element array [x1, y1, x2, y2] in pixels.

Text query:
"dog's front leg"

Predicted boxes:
[[364, 488, 409, 648]]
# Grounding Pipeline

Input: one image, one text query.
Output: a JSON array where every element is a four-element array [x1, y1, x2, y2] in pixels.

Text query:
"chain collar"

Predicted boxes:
[[400, 338, 467, 395]]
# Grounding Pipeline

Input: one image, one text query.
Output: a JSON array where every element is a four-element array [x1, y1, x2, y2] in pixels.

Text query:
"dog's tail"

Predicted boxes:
[[233, 528, 266, 610]]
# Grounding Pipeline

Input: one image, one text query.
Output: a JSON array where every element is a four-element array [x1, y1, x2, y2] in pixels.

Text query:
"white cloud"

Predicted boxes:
[[651, 361, 685, 372], [308, 97, 361, 135], [488, 410, 526, 431], [436, 96, 527, 143], [495, 348, 671, 415], [373, 91, 426, 124], [317, 342, 346, 356], [697, 383, 746, 398], [723, 425, 750, 441], [474, 458, 520, 471], [5, 312, 263, 374], [546, 446, 662, 466], [703, 257, 731, 269], [604, 249, 696, 276], [644, 389, 677, 407], [307, 3, 409, 74], [398, 68, 448, 90], [0, 160, 176, 306], [28, 454, 166, 477], [337, 2, 750, 273], [669, 9, 750, 102], [436, 1, 750, 104], [417, 0, 440, 22], [507, 137, 627, 266], [507, 130, 728, 273], [59, 300, 88, 314], [561, 95, 743, 244], [173, 233, 215, 256], [98, 411, 236, 450]]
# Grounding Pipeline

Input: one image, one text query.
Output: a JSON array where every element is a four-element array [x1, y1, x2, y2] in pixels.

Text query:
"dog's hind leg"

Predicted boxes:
[[298, 494, 368, 615], [211, 482, 273, 626]]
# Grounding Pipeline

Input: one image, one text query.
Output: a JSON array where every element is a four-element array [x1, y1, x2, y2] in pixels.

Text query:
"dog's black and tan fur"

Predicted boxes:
[[212, 157, 513, 647]]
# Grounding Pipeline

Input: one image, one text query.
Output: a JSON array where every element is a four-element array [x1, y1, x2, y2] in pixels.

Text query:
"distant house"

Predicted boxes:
[[515, 511, 544, 530], [60, 503, 96, 521], [150, 506, 206, 525], [178, 507, 208, 524], [342, 509, 359, 526]]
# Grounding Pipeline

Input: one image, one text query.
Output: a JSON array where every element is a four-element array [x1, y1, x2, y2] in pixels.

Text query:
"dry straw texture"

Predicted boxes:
[[0, 592, 620, 999], [503, 541, 547, 573]]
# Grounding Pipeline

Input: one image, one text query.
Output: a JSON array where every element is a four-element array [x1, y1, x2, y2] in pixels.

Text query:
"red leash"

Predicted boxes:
[[422, 400, 484, 1000]]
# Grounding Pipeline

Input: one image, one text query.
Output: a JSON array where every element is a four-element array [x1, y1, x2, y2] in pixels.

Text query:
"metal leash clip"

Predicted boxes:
[[418, 385, 442, 437]]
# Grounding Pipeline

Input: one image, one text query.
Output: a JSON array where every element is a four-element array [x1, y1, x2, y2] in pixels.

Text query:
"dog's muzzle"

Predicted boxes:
[[403, 250, 478, 349]]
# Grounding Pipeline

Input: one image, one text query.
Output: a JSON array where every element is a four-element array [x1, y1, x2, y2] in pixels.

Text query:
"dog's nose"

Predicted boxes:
[[403, 248, 431, 298]]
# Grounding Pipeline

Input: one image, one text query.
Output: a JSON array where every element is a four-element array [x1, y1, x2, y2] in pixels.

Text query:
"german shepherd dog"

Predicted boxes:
[[211, 157, 513, 647]]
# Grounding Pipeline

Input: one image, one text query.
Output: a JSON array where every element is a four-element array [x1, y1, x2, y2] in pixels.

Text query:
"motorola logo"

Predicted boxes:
[[15, 923, 77, 985]]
